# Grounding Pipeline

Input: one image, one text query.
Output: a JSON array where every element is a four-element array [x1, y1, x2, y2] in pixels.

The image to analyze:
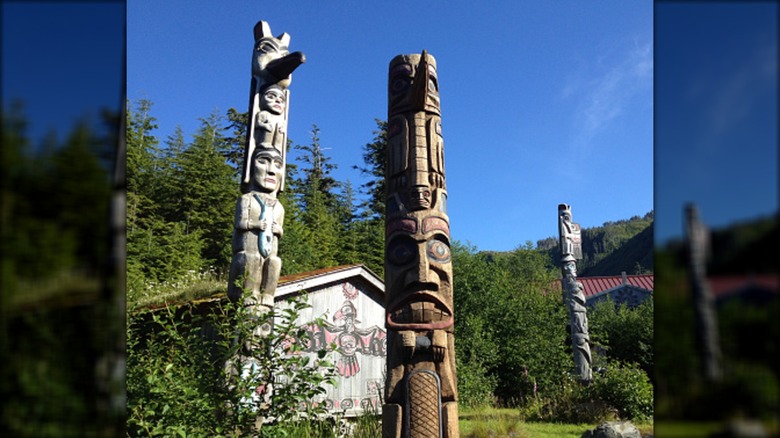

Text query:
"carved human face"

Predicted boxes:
[[261, 88, 286, 115], [251, 151, 283, 193], [385, 212, 453, 332]]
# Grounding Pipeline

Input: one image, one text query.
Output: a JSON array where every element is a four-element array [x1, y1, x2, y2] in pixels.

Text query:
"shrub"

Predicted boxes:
[[588, 298, 653, 380], [588, 361, 654, 421], [127, 294, 338, 437]]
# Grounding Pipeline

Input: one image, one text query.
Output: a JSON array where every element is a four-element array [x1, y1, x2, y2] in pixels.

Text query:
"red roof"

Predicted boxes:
[[707, 274, 779, 299], [562, 274, 654, 299]]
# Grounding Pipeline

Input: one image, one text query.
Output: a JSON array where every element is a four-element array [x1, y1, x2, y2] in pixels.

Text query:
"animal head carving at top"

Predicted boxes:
[[252, 20, 306, 89], [388, 50, 440, 117]]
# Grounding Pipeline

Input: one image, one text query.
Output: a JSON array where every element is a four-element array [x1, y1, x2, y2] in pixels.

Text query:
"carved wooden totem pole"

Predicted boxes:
[[228, 21, 305, 333], [685, 203, 722, 383], [383, 51, 459, 438], [558, 204, 593, 383]]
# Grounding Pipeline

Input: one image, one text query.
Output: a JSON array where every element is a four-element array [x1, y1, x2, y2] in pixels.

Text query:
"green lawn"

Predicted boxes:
[[458, 407, 654, 438]]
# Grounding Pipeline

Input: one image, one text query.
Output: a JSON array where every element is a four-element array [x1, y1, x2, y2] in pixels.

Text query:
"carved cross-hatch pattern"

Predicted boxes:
[[408, 372, 441, 438]]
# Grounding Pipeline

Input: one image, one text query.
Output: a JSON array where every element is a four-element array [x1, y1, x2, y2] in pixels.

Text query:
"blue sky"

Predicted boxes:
[[127, 1, 654, 252], [1, 2, 125, 144], [654, 1, 778, 245]]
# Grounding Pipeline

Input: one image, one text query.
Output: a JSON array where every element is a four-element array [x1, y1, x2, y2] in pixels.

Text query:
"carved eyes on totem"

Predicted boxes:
[[427, 238, 450, 263], [256, 41, 279, 54], [391, 76, 411, 95], [255, 156, 283, 169], [387, 237, 451, 265], [388, 239, 415, 265], [428, 76, 438, 93]]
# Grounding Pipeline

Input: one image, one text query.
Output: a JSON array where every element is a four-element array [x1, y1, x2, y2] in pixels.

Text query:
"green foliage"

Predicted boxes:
[[518, 361, 653, 423], [1, 101, 117, 436], [589, 298, 654, 380], [656, 219, 779, 422], [453, 242, 569, 407], [127, 294, 338, 437], [353, 119, 387, 221], [588, 361, 654, 421]]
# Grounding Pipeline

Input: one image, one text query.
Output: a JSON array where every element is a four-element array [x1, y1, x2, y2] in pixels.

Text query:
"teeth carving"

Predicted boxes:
[[390, 301, 451, 324]]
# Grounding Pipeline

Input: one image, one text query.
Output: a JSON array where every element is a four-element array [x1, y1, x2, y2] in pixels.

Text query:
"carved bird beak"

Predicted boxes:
[[265, 51, 306, 82]]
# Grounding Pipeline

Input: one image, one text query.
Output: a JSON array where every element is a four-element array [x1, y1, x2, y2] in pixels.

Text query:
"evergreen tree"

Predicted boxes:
[[224, 107, 248, 178], [50, 120, 111, 273], [277, 144, 318, 275], [295, 125, 339, 268], [176, 110, 237, 269], [336, 179, 361, 266], [353, 119, 387, 220], [125, 99, 207, 295], [350, 119, 387, 276]]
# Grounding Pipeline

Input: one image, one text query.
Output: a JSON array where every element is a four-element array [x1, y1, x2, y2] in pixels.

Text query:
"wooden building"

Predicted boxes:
[[274, 264, 386, 417]]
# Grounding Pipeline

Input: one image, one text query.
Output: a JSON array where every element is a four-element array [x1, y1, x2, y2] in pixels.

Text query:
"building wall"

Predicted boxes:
[[276, 277, 387, 416]]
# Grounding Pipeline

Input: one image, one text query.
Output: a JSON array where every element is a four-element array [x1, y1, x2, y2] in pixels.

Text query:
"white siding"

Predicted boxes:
[[276, 276, 386, 417]]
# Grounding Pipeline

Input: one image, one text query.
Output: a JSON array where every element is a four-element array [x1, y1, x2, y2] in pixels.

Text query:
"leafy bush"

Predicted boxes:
[[589, 299, 654, 380], [518, 361, 653, 423], [588, 361, 654, 421], [127, 294, 337, 437]]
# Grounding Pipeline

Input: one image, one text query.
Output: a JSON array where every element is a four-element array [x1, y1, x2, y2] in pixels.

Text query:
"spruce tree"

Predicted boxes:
[[295, 125, 340, 268], [176, 110, 236, 269]]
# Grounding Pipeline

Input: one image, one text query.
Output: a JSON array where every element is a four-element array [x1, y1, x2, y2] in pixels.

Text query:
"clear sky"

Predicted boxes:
[[127, 1, 654, 252], [1, 2, 125, 144], [654, 1, 778, 245]]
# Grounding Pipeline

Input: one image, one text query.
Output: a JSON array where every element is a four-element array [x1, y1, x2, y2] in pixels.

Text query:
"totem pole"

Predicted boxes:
[[685, 203, 722, 383], [227, 20, 305, 334], [384, 51, 459, 438], [558, 204, 592, 383]]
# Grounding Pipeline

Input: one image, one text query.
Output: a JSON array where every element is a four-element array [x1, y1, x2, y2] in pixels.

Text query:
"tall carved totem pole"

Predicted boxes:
[[685, 203, 722, 383], [383, 51, 459, 438], [558, 204, 592, 383], [228, 21, 305, 332]]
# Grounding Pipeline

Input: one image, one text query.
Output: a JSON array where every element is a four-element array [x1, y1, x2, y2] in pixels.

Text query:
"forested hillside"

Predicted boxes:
[[662, 213, 778, 275], [536, 211, 654, 276]]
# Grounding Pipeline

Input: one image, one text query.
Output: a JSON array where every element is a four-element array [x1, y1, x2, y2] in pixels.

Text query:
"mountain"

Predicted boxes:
[[536, 211, 654, 276], [662, 212, 778, 275]]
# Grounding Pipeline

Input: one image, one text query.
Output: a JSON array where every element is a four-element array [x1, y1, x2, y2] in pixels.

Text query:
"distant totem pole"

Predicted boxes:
[[383, 51, 459, 438], [228, 21, 305, 329], [558, 204, 593, 383], [685, 203, 722, 383]]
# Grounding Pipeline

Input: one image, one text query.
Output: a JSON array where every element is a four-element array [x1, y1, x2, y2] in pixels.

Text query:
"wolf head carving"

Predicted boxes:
[[252, 20, 305, 89]]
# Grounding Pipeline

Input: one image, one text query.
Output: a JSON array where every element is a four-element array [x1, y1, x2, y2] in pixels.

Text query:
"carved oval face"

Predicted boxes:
[[385, 212, 453, 331], [261, 87, 286, 115], [251, 150, 283, 193]]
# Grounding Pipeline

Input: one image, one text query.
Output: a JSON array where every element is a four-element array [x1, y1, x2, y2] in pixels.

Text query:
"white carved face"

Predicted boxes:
[[251, 151, 283, 193], [261, 88, 286, 115]]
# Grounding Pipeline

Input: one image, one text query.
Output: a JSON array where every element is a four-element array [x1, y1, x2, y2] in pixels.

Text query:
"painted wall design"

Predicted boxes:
[[304, 297, 386, 377], [275, 276, 387, 416]]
